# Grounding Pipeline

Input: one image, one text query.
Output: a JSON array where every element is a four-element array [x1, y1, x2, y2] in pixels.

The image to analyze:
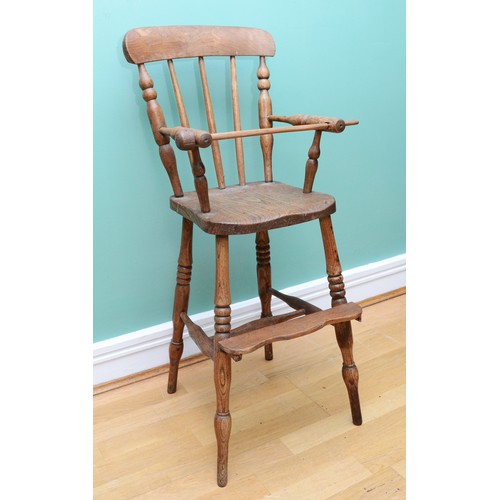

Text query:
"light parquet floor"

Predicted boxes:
[[94, 294, 406, 499]]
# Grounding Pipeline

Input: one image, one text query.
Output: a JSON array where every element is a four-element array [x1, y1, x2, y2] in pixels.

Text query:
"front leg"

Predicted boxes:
[[167, 218, 193, 394], [319, 215, 362, 425], [213, 235, 232, 487]]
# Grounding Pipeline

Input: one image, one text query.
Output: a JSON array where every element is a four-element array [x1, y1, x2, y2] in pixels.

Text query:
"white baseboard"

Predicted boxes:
[[93, 253, 405, 386]]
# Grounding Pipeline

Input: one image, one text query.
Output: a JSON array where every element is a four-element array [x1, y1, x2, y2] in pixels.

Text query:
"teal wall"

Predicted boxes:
[[94, 0, 405, 342]]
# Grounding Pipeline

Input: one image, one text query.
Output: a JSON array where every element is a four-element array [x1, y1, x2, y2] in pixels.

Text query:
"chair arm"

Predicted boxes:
[[159, 126, 212, 150], [268, 114, 359, 133]]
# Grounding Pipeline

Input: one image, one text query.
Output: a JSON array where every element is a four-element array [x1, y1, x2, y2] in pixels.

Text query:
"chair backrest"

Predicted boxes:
[[123, 26, 276, 194]]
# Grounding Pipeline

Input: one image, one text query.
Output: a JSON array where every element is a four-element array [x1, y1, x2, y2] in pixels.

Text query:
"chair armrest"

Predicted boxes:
[[208, 115, 358, 142], [268, 114, 359, 133], [159, 126, 212, 150]]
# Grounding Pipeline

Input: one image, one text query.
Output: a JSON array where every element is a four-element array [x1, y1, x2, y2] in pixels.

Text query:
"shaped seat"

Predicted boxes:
[[170, 181, 336, 235], [123, 25, 364, 488]]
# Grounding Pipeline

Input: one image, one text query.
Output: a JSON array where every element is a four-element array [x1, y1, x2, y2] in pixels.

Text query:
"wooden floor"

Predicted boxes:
[[94, 293, 405, 499]]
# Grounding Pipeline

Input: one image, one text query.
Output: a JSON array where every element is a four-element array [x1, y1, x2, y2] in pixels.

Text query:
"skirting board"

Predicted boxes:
[[93, 253, 406, 386]]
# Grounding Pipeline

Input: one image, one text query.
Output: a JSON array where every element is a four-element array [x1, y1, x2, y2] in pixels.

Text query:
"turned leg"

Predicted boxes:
[[256, 231, 273, 360], [167, 218, 193, 394], [213, 235, 232, 487], [319, 216, 362, 425]]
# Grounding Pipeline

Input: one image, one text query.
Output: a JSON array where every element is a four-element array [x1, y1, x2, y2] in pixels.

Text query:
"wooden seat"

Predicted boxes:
[[170, 181, 336, 235], [123, 25, 364, 488]]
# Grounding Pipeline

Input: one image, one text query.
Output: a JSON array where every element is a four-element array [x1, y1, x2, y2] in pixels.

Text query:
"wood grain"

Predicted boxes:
[[94, 294, 406, 498], [256, 230, 273, 360], [269, 114, 349, 133], [257, 56, 273, 181], [167, 217, 193, 393], [230, 56, 246, 185], [180, 312, 214, 360], [170, 181, 336, 235], [167, 58, 194, 167], [230, 309, 305, 336], [270, 287, 322, 314], [219, 302, 362, 356], [123, 26, 276, 64], [137, 64, 183, 197], [198, 56, 225, 188], [210, 122, 330, 140], [303, 130, 322, 193], [213, 235, 232, 487]]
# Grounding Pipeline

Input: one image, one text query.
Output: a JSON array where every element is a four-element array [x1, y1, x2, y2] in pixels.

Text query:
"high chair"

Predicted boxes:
[[123, 26, 363, 487]]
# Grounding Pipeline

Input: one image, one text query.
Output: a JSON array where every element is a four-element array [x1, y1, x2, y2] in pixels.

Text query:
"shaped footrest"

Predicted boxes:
[[218, 302, 362, 356]]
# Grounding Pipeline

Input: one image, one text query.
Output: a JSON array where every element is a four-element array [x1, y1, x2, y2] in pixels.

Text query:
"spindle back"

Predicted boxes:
[[123, 26, 276, 193]]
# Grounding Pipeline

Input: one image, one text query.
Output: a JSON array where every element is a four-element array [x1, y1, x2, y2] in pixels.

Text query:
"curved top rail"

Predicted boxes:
[[123, 26, 276, 64]]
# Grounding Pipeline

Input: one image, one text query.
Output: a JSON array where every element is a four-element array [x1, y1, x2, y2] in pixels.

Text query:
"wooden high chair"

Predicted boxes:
[[123, 26, 363, 487]]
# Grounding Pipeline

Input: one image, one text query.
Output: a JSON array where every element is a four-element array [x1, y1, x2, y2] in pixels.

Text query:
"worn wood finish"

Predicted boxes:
[[270, 288, 322, 314], [94, 294, 405, 499], [167, 59, 195, 167], [258, 56, 273, 181], [256, 231, 273, 360], [213, 235, 232, 487], [269, 114, 359, 133], [320, 215, 362, 425], [180, 312, 214, 360], [123, 26, 276, 64], [167, 218, 193, 393], [219, 302, 362, 356], [159, 126, 212, 150], [303, 130, 322, 193], [230, 56, 246, 185], [319, 216, 344, 303], [137, 64, 183, 197], [170, 182, 336, 235], [167, 59, 189, 128], [230, 309, 305, 336], [189, 148, 211, 213], [198, 56, 225, 188], [335, 321, 362, 426], [123, 26, 364, 488]]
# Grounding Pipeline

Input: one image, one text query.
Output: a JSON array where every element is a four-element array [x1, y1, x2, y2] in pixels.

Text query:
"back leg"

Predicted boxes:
[[319, 215, 362, 425], [256, 231, 273, 360], [167, 218, 193, 394]]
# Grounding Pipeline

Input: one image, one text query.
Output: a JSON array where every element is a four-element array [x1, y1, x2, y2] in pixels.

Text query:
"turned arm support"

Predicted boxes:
[[266, 115, 359, 193], [159, 126, 211, 212], [159, 126, 212, 150]]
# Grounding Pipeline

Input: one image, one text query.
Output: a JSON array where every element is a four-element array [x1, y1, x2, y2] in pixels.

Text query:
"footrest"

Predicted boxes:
[[218, 302, 362, 356]]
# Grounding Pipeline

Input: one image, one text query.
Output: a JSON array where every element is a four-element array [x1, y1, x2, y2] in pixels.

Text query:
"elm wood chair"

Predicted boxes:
[[123, 25, 363, 487]]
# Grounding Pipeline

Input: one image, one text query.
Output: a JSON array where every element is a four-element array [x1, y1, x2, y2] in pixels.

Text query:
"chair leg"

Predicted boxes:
[[256, 231, 273, 360], [167, 218, 193, 394], [213, 235, 232, 487], [319, 216, 362, 426]]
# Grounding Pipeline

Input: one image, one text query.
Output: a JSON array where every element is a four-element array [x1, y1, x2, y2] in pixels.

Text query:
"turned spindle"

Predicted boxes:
[[303, 130, 322, 193], [256, 231, 273, 360], [167, 218, 193, 393], [258, 57, 273, 182], [190, 148, 211, 213], [213, 235, 232, 487], [319, 215, 362, 425], [138, 64, 183, 197]]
